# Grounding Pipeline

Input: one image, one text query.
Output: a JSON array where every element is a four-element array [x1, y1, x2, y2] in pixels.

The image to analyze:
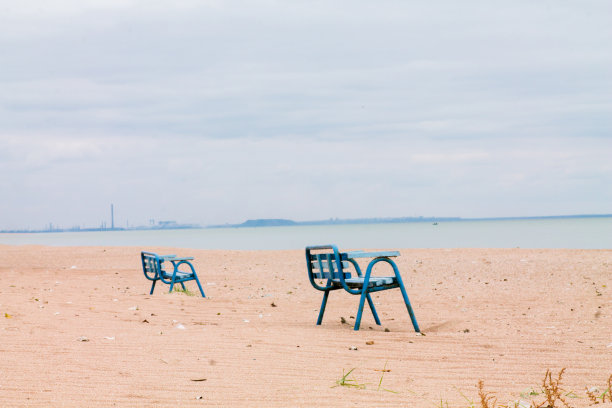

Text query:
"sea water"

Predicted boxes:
[[0, 217, 610, 250]]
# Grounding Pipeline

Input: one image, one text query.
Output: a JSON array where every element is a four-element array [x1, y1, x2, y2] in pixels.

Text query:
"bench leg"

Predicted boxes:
[[397, 281, 420, 332], [192, 274, 206, 298], [366, 293, 381, 325], [317, 290, 331, 325], [181, 261, 206, 298], [354, 289, 370, 331], [150, 280, 157, 295]]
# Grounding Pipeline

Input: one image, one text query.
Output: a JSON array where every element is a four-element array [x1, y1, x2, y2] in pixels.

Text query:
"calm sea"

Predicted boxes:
[[0, 217, 610, 250]]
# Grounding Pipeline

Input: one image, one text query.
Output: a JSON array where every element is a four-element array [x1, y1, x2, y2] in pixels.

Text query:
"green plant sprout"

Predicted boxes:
[[453, 385, 475, 408], [333, 368, 365, 389], [376, 361, 398, 393], [171, 287, 196, 296]]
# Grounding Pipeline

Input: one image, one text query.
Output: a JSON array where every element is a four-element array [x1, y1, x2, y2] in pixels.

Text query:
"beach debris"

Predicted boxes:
[[175, 324, 186, 330], [103, 336, 115, 340], [128, 305, 138, 311], [349, 346, 358, 350], [365, 341, 374, 345], [607, 342, 612, 348], [4, 313, 12, 319], [77, 336, 89, 342], [416, 332, 426, 336], [70, 266, 77, 269], [243, 319, 249, 323], [384, 328, 390, 332], [112, 299, 118, 302], [207, 282, 216, 285], [191, 378, 207, 382], [54, 312, 60, 315], [142, 319, 149, 323], [258, 314, 263, 318], [195, 396, 203, 400], [340, 317, 347, 324], [270, 302, 277, 307], [160, 359, 168, 364]]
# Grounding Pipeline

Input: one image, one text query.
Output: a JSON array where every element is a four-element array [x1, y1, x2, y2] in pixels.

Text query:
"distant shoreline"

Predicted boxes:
[[2, 213, 611, 234], [209, 213, 612, 229]]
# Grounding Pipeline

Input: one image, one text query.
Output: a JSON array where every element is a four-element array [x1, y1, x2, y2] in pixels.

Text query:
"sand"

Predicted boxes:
[[0, 245, 611, 407]]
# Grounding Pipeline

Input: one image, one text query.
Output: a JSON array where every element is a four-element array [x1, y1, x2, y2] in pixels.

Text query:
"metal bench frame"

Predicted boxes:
[[141, 251, 205, 297], [305, 244, 419, 331]]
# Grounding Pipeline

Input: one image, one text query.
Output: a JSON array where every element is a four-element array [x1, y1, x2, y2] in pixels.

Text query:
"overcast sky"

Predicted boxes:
[[1, 0, 611, 230]]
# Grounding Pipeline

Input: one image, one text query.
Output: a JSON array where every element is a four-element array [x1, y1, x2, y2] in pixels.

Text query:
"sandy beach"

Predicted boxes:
[[1, 245, 610, 407]]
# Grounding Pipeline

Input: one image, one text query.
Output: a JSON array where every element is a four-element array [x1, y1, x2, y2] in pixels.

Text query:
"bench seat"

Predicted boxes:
[[331, 276, 396, 288], [161, 271, 192, 280]]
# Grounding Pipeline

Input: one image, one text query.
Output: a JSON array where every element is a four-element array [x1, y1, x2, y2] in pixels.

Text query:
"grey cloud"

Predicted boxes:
[[1, 1, 611, 229]]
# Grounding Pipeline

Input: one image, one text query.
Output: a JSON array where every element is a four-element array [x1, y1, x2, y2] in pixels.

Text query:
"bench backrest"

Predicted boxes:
[[305, 245, 351, 281], [141, 251, 163, 281]]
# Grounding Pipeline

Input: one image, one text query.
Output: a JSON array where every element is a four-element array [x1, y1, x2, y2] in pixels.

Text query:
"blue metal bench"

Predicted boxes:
[[141, 251, 205, 297], [305, 245, 419, 331]]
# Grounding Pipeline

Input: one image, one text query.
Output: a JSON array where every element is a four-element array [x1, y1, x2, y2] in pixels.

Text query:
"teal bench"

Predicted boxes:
[[305, 245, 419, 331], [141, 251, 205, 297]]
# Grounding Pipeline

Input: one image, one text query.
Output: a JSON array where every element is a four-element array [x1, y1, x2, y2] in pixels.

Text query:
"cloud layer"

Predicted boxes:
[[1, 1, 611, 229]]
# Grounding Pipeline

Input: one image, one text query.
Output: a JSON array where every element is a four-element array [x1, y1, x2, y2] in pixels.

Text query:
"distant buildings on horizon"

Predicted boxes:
[[1, 213, 610, 234]]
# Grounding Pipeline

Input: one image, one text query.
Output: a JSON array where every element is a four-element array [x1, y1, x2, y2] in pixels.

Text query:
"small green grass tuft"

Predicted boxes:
[[453, 386, 475, 407], [375, 361, 398, 393], [171, 287, 196, 296], [333, 368, 366, 389], [436, 399, 450, 408]]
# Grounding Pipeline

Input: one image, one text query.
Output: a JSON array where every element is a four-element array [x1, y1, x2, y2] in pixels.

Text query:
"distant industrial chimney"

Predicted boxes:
[[111, 204, 114, 229]]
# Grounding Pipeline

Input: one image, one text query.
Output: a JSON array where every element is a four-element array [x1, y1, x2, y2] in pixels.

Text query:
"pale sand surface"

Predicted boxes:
[[1, 245, 611, 407]]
